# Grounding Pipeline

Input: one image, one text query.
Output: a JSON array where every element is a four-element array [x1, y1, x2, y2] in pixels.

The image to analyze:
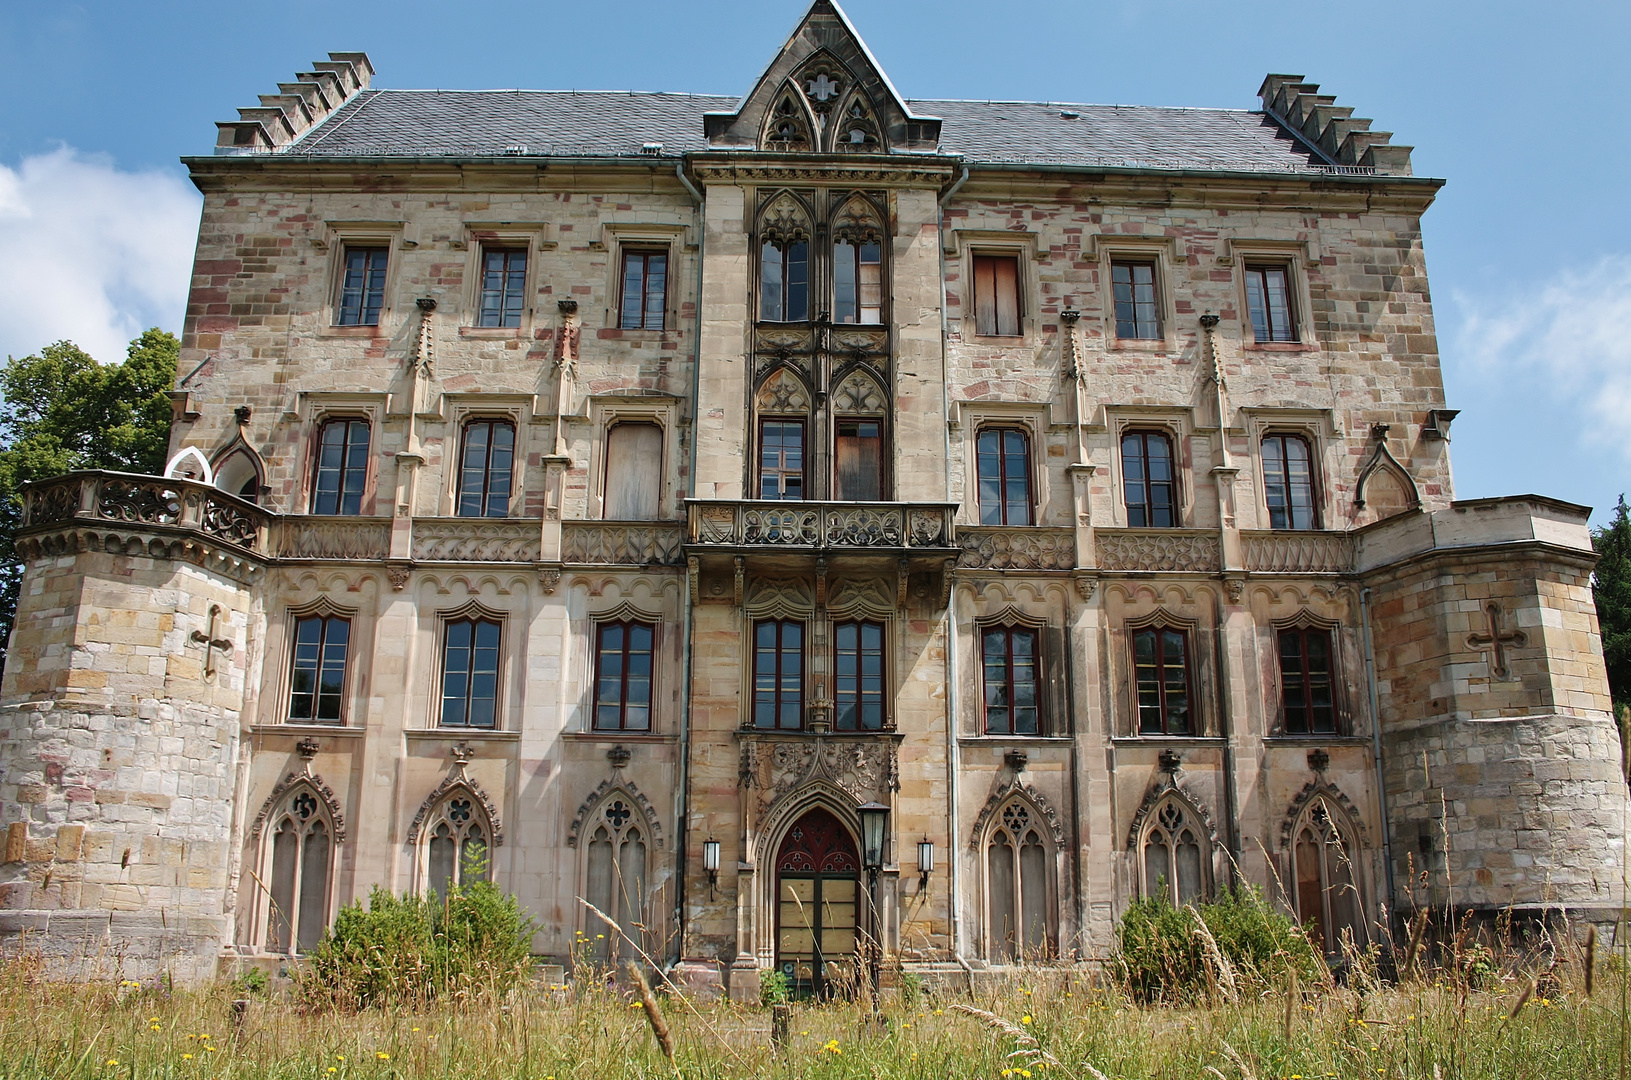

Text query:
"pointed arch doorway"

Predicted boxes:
[[775, 807, 861, 999]]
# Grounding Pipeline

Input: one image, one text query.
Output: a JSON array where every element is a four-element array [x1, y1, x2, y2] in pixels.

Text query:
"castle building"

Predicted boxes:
[[1, 2, 1624, 989]]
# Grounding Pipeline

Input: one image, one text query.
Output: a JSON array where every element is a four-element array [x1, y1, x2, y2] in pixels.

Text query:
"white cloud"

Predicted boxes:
[[1453, 256, 1631, 461], [0, 146, 201, 365]]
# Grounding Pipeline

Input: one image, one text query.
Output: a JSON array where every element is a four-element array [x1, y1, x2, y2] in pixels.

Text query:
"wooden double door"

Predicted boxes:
[[775, 808, 861, 999]]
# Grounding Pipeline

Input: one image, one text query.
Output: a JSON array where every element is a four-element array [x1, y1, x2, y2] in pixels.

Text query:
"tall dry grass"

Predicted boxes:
[[0, 949, 1621, 1079]]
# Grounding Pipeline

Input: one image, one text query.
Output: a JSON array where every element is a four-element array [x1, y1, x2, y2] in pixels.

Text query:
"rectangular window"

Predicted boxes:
[[834, 240, 882, 324], [619, 249, 668, 330], [973, 254, 1021, 337], [1111, 260, 1160, 339], [289, 614, 349, 723], [457, 419, 516, 517], [834, 620, 885, 731], [594, 621, 655, 731], [604, 422, 663, 519], [311, 418, 370, 515], [336, 245, 388, 327], [982, 626, 1039, 735], [759, 419, 805, 500], [1279, 626, 1336, 734], [1263, 433, 1318, 530], [441, 617, 501, 728], [753, 619, 804, 730], [1121, 430, 1177, 528], [1134, 626, 1191, 735], [760, 240, 809, 322], [976, 427, 1033, 525], [835, 420, 883, 501], [477, 247, 528, 328], [1245, 264, 1298, 342]]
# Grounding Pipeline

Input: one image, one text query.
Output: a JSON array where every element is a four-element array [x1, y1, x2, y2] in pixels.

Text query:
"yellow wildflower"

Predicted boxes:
[[106, 1061, 119, 1068], [183, 1054, 193, 1061], [1021, 1014, 1033, 1025], [377, 1051, 391, 1060], [412, 1026, 420, 1032]]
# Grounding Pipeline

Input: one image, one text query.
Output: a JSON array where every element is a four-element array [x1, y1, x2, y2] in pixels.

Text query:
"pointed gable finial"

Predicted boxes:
[[704, 0, 940, 153]]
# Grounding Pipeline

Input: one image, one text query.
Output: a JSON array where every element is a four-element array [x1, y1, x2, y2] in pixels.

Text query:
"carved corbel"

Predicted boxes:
[[1074, 574, 1098, 602], [733, 556, 745, 607], [940, 558, 958, 607], [538, 566, 562, 595], [386, 562, 413, 592], [896, 557, 910, 610]]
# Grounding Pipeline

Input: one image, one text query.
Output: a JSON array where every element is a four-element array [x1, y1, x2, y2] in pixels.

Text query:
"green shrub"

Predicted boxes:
[[297, 876, 536, 1011], [231, 967, 270, 996], [1114, 885, 1320, 1003], [759, 968, 790, 1006]]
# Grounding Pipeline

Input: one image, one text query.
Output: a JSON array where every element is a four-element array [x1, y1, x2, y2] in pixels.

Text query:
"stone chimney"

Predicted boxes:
[[215, 51, 374, 154], [1257, 73, 1414, 176]]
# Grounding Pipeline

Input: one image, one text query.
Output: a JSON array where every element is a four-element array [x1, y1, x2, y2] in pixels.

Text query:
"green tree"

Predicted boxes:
[[0, 330, 176, 678], [1593, 495, 1631, 710]]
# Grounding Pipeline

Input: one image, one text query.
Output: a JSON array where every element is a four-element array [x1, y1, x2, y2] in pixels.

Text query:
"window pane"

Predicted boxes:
[[1113, 261, 1159, 339], [313, 419, 370, 515], [1144, 839, 1169, 901], [337, 246, 388, 327], [859, 242, 882, 322], [297, 822, 330, 951], [786, 241, 809, 321], [1175, 833, 1203, 905], [643, 252, 667, 330], [993, 256, 1020, 336], [269, 822, 297, 952], [760, 421, 805, 501], [478, 248, 527, 328], [1020, 835, 1048, 954], [760, 242, 784, 321], [833, 240, 857, 325], [973, 255, 998, 337], [988, 836, 1017, 961], [620, 252, 648, 330]]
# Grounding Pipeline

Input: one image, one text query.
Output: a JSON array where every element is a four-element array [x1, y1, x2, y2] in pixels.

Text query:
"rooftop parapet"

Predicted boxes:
[[214, 51, 373, 155], [1258, 73, 1414, 176]]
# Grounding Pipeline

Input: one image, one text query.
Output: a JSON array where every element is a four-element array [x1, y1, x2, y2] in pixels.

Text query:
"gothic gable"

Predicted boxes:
[[704, 1, 940, 153]]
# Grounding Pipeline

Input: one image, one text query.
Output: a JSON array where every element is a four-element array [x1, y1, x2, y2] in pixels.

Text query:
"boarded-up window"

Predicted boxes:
[[584, 797, 648, 964], [987, 802, 1052, 961], [973, 254, 1021, 337], [604, 423, 663, 519], [835, 420, 883, 501], [264, 788, 333, 954]]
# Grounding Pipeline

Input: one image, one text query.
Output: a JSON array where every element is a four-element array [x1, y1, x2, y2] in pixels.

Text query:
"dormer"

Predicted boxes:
[[704, 0, 941, 154]]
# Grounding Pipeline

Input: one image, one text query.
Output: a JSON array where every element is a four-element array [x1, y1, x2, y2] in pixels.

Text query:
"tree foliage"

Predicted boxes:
[[1593, 495, 1631, 725], [0, 330, 176, 677]]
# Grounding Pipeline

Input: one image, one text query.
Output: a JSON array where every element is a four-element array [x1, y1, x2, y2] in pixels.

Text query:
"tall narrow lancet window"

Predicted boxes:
[[1141, 799, 1207, 906], [424, 793, 491, 899], [833, 240, 882, 324], [604, 422, 663, 519], [585, 797, 648, 963], [1293, 799, 1363, 954], [457, 420, 515, 517], [1262, 434, 1318, 530], [311, 418, 370, 515], [986, 802, 1051, 961], [760, 239, 809, 322], [266, 788, 334, 954]]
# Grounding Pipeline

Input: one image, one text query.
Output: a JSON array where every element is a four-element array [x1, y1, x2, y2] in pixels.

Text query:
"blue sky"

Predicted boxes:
[[1, 0, 1627, 521]]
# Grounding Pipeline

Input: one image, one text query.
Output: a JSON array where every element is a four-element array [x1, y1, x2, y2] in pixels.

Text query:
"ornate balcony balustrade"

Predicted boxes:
[[686, 500, 957, 552], [957, 527, 1075, 570], [1241, 530, 1354, 574], [271, 516, 392, 561], [562, 522, 685, 566], [411, 518, 541, 562], [18, 471, 269, 555], [1094, 528, 1221, 573]]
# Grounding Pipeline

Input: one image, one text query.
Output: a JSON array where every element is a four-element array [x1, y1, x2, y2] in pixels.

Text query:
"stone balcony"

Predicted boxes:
[[685, 499, 958, 555]]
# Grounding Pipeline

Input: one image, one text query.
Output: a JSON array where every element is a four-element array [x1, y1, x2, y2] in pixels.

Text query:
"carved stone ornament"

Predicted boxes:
[[412, 519, 540, 562], [1125, 778, 1218, 852], [296, 736, 321, 761], [567, 779, 664, 849], [1224, 577, 1245, 603], [1096, 530, 1221, 573], [1307, 748, 1330, 775], [967, 781, 1065, 850], [756, 368, 811, 414], [830, 369, 887, 415], [743, 735, 900, 817], [562, 523, 683, 566], [539, 568, 562, 595], [1158, 748, 1182, 775], [607, 745, 632, 769], [406, 775, 505, 847], [1278, 780, 1369, 852], [1074, 575, 1099, 601], [386, 563, 412, 591], [958, 527, 1075, 570], [251, 771, 347, 843], [1004, 748, 1028, 773]]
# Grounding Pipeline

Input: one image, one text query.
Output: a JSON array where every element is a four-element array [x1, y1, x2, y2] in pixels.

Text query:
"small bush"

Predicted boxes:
[[297, 877, 536, 1011], [759, 968, 790, 1006], [1114, 885, 1320, 1003], [231, 967, 270, 996]]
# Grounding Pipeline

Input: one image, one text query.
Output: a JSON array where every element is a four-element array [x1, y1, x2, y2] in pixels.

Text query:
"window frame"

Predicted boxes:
[[1138, 796, 1211, 906], [455, 417, 518, 518], [618, 246, 670, 331], [309, 416, 372, 516], [980, 623, 1043, 736], [287, 612, 352, 725], [438, 613, 504, 730], [834, 417, 886, 502], [1132, 623, 1193, 736], [260, 783, 336, 955], [1120, 428, 1180, 528], [1291, 797, 1366, 955], [759, 236, 811, 323], [983, 799, 1055, 961], [832, 618, 888, 732], [419, 788, 494, 899], [758, 417, 808, 501], [475, 245, 530, 329], [1261, 431, 1321, 531], [1110, 258, 1162, 341], [832, 237, 884, 326], [752, 618, 806, 731], [974, 425, 1034, 526], [333, 243, 391, 328], [971, 252, 1023, 338], [1276, 621, 1341, 736], [592, 618, 658, 733]]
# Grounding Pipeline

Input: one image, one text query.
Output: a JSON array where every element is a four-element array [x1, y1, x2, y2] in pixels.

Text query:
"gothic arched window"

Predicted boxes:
[[265, 786, 335, 954], [986, 801, 1051, 961], [584, 796, 649, 964], [422, 791, 492, 899], [1293, 798, 1364, 955], [1140, 797, 1208, 906]]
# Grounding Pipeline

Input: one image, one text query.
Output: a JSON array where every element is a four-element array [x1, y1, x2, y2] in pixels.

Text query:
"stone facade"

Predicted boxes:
[[0, 2, 1623, 985]]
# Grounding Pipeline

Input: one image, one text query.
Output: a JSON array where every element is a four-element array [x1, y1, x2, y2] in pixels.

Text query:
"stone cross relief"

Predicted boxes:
[[1466, 602, 1526, 680], [188, 603, 235, 680]]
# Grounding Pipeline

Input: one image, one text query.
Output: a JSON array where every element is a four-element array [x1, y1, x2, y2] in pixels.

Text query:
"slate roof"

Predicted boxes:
[[277, 88, 1329, 174]]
